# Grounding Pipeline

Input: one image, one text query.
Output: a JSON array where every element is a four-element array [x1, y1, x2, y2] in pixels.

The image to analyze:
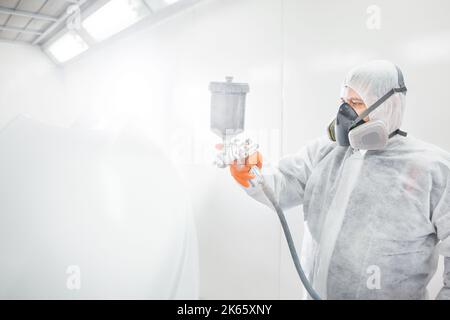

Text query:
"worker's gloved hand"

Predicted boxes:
[[229, 151, 263, 188]]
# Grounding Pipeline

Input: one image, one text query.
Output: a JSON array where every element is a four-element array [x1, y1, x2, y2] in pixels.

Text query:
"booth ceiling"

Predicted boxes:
[[0, 0, 78, 45]]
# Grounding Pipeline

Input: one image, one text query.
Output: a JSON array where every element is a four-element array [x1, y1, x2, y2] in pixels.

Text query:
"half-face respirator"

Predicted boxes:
[[327, 66, 408, 150]]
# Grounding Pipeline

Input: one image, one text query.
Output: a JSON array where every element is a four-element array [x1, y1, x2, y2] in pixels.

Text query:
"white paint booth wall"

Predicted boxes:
[[0, 43, 66, 128], [1, 0, 450, 299]]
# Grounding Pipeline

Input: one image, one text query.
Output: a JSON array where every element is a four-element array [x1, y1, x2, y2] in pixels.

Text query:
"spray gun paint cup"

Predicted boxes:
[[209, 76, 250, 140]]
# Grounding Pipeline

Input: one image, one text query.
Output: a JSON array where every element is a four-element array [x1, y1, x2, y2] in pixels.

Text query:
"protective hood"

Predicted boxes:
[[342, 60, 406, 134]]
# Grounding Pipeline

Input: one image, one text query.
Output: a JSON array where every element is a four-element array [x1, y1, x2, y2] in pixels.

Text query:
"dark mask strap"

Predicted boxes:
[[388, 128, 408, 139]]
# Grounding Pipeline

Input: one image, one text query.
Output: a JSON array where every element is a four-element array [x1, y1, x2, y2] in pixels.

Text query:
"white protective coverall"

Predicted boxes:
[[244, 60, 450, 299]]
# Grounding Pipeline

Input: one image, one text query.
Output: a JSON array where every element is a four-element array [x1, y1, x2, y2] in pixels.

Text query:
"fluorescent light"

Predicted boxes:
[[83, 0, 150, 42], [144, 0, 180, 11], [47, 31, 89, 63]]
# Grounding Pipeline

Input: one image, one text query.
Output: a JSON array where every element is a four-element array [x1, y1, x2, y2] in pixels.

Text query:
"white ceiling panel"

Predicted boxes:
[[6, 14, 30, 28], [38, 0, 69, 17], [0, 29, 18, 40], [0, 0, 87, 45], [17, 0, 48, 12], [0, 12, 8, 25], [0, 0, 19, 10]]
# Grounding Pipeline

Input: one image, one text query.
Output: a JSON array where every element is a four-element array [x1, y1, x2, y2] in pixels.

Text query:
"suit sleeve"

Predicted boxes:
[[242, 136, 335, 215]]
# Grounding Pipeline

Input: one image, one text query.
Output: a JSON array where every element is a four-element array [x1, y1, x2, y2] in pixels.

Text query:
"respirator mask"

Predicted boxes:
[[327, 66, 408, 150]]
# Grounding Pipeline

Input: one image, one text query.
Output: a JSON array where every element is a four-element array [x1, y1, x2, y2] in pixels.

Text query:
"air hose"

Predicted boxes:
[[250, 167, 322, 300]]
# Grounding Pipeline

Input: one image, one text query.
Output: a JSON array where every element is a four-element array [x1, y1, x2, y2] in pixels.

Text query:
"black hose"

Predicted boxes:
[[260, 182, 322, 300]]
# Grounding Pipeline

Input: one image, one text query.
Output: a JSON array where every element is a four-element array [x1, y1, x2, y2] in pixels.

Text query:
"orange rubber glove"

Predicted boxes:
[[229, 151, 263, 188]]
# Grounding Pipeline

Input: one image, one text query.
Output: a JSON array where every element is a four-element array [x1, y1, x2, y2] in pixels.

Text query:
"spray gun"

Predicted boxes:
[[209, 77, 321, 300], [209, 77, 257, 167]]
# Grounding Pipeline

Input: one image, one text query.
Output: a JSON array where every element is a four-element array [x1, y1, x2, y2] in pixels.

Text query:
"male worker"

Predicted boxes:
[[229, 60, 450, 299]]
